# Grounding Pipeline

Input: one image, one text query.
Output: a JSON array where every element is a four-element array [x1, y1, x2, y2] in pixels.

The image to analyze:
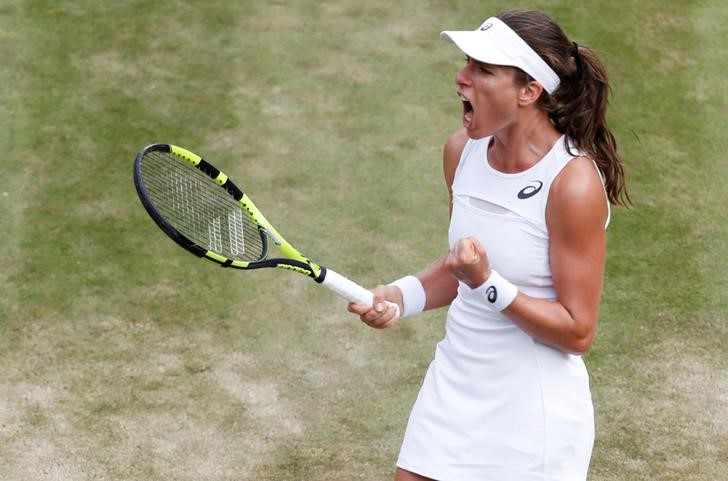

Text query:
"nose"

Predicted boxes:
[[455, 63, 470, 88]]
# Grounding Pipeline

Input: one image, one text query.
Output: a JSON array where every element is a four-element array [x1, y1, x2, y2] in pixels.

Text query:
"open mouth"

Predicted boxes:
[[460, 94, 474, 127]]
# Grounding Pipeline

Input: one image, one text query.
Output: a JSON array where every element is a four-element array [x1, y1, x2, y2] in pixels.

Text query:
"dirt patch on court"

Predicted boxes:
[[594, 337, 727, 480]]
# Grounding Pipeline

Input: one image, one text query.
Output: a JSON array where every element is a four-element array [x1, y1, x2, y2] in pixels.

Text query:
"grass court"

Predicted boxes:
[[1, 1, 725, 479]]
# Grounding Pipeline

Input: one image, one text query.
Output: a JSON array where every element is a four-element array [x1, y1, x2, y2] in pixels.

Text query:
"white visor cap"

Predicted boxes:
[[441, 17, 560, 94]]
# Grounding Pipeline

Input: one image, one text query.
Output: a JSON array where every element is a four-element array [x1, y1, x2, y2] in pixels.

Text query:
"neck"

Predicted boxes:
[[488, 114, 561, 173]]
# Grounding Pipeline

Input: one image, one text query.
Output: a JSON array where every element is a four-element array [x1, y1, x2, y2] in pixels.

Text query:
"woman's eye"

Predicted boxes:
[[464, 56, 491, 74]]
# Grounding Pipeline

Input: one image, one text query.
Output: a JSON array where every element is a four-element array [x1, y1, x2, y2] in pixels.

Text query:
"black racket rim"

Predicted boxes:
[[133, 143, 269, 265]]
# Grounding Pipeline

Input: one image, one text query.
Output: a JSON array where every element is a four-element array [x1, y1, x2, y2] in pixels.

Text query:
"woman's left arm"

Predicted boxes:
[[447, 156, 608, 354], [508, 156, 608, 353]]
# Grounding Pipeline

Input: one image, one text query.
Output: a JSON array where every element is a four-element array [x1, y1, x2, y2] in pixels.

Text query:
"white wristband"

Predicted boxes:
[[475, 270, 518, 311], [389, 275, 426, 318]]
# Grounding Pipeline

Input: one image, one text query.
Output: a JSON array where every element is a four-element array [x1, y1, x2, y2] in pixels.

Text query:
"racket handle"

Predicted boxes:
[[321, 268, 375, 304], [321, 268, 400, 316]]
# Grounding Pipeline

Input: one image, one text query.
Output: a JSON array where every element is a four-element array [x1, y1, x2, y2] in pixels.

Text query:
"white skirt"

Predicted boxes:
[[396, 287, 594, 481]]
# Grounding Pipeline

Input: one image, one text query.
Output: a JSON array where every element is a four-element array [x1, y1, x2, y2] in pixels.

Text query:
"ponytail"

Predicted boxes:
[[499, 10, 631, 207]]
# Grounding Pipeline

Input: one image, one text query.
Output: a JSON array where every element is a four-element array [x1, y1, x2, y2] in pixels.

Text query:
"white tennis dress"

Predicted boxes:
[[396, 135, 606, 481]]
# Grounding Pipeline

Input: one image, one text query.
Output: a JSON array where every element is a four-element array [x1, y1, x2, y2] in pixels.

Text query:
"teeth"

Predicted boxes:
[[459, 94, 468, 101]]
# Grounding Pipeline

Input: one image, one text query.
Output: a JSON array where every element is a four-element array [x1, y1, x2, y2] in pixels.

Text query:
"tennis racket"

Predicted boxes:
[[133, 143, 389, 309]]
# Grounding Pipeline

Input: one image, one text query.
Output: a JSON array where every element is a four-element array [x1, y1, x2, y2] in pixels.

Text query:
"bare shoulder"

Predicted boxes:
[[443, 128, 469, 190], [548, 156, 609, 234]]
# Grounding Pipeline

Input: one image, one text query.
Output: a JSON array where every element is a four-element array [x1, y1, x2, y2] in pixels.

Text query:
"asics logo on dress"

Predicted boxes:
[[517, 181, 543, 199], [486, 286, 498, 303]]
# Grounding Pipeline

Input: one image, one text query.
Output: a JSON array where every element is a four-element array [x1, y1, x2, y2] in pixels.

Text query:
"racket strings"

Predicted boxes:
[[141, 151, 266, 261]]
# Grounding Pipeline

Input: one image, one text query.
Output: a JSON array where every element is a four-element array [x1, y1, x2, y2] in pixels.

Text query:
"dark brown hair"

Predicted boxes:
[[498, 10, 630, 206]]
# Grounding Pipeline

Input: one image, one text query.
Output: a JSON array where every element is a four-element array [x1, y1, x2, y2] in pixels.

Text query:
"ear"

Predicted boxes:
[[518, 81, 543, 106]]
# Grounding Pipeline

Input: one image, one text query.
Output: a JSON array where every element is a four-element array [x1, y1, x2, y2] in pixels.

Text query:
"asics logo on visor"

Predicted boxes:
[[517, 181, 544, 199], [479, 22, 493, 31]]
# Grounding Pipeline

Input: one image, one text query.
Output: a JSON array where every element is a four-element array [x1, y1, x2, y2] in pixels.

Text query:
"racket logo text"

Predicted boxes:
[[207, 209, 247, 256], [279, 264, 313, 276], [208, 217, 223, 252], [228, 209, 246, 255]]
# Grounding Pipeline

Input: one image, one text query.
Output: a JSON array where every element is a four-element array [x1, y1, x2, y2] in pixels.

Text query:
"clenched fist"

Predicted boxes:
[[445, 236, 491, 289]]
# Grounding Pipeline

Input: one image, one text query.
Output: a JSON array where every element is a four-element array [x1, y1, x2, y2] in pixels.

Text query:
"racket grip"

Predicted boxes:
[[321, 269, 400, 316], [321, 268, 374, 304]]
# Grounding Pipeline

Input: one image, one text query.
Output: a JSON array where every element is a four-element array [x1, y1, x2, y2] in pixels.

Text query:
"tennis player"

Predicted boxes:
[[348, 9, 629, 481]]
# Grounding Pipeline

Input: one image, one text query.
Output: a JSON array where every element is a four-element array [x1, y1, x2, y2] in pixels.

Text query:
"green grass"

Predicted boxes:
[[1, 1, 726, 480]]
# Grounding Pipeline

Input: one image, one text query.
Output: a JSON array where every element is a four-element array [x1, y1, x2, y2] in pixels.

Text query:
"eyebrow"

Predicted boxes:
[[466, 56, 497, 69]]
